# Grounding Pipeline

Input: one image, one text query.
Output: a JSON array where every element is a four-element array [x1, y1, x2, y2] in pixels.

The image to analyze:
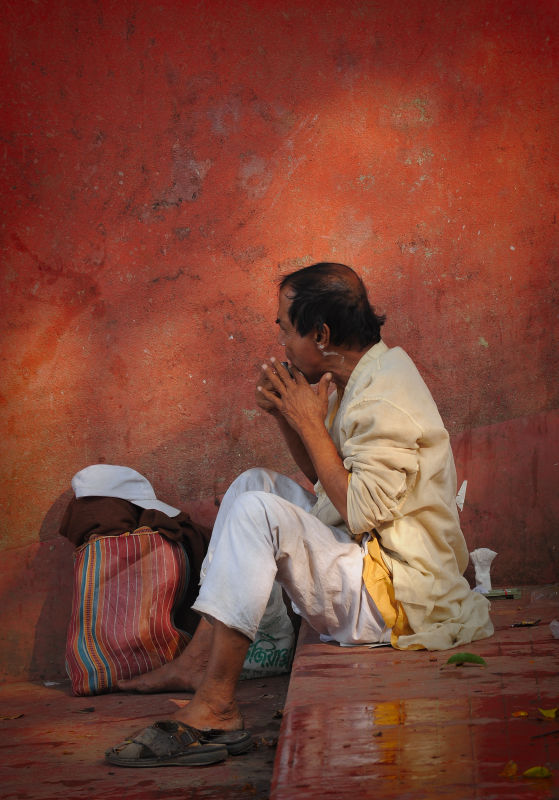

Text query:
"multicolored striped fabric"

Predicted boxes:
[[66, 527, 190, 696]]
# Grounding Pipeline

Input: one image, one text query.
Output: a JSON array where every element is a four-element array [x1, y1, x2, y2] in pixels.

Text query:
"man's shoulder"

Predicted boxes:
[[346, 344, 441, 426], [357, 344, 424, 391]]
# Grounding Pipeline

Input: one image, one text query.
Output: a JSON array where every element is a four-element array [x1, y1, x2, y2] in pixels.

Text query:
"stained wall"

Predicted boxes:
[[1, 0, 558, 680]]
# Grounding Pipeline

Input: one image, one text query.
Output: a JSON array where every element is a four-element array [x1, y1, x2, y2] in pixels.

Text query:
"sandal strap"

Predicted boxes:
[[131, 720, 200, 759]]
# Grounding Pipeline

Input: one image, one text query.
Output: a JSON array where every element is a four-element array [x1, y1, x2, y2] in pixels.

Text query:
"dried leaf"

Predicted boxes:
[[446, 652, 487, 666], [242, 783, 257, 793], [512, 711, 528, 717], [539, 707, 558, 719], [429, 657, 437, 662], [373, 731, 383, 737], [272, 709, 284, 719], [261, 737, 278, 748], [523, 766, 553, 778], [499, 760, 518, 777], [75, 707, 95, 713], [0, 714, 24, 720]]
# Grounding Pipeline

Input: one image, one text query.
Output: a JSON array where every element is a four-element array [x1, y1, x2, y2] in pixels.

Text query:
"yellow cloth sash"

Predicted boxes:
[[362, 536, 424, 649]]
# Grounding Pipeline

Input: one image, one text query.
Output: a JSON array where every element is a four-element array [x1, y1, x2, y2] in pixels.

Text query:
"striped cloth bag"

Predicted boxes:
[[66, 527, 190, 696]]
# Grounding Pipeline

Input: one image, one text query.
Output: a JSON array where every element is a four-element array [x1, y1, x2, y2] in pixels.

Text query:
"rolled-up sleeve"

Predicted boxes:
[[344, 397, 422, 536]]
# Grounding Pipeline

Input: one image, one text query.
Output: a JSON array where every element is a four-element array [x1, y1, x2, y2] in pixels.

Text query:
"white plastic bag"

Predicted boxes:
[[240, 582, 295, 680], [470, 548, 497, 592], [527, 585, 559, 608]]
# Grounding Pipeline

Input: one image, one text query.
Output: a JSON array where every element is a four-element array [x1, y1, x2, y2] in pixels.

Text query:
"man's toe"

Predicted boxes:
[[117, 678, 138, 690]]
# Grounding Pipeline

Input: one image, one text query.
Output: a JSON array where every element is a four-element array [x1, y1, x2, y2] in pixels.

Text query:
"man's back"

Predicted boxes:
[[312, 340, 493, 650]]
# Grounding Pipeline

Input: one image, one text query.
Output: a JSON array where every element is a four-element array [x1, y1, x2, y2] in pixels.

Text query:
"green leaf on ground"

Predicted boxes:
[[523, 766, 553, 778], [446, 652, 487, 666]]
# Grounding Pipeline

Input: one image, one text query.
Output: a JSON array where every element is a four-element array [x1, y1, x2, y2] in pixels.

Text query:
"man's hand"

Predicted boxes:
[[257, 358, 331, 436], [255, 366, 284, 417], [258, 358, 349, 524]]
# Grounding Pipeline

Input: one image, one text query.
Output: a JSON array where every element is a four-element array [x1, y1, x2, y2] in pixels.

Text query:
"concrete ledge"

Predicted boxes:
[[271, 591, 559, 799]]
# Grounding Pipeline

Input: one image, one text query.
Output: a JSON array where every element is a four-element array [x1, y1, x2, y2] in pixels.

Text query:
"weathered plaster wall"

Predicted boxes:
[[2, 0, 559, 551], [1, 0, 558, 678]]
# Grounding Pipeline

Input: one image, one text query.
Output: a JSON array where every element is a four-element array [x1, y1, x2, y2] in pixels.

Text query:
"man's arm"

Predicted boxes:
[[294, 417, 348, 524], [257, 360, 349, 525], [275, 415, 318, 484]]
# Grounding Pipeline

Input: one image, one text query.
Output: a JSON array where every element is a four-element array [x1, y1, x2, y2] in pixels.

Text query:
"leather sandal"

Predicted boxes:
[[200, 728, 254, 754], [105, 720, 228, 767]]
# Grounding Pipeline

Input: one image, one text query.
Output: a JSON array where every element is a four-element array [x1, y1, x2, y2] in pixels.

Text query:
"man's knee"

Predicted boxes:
[[228, 489, 272, 525], [228, 468, 278, 494]]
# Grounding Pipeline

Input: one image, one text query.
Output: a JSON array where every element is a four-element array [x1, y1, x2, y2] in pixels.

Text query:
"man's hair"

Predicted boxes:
[[278, 262, 385, 350]]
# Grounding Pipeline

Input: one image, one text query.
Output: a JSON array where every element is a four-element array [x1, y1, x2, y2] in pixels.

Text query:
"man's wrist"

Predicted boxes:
[[297, 418, 327, 443]]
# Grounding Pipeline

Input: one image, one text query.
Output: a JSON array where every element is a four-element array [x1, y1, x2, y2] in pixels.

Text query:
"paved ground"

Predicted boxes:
[[0, 673, 290, 800], [273, 587, 559, 799]]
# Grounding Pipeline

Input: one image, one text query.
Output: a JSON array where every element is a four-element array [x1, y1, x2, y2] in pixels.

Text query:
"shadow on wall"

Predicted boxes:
[[39, 489, 73, 542], [0, 489, 75, 682], [30, 490, 75, 680], [29, 539, 74, 681], [0, 537, 74, 683]]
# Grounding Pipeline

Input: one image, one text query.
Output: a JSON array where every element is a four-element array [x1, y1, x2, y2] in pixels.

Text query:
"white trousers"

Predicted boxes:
[[192, 468, 390, 645]]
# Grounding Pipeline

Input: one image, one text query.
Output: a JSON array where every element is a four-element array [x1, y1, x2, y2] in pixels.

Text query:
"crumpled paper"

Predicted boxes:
[[470, 548, 497, 592], [456, 480, 468, 511]]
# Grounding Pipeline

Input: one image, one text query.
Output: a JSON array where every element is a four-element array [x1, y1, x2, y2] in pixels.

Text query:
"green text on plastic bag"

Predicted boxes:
[[446, 652, 487, 666]]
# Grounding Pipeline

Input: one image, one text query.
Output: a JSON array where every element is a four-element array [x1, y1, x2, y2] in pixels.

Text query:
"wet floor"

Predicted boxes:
[[0, 673, 290, 799]]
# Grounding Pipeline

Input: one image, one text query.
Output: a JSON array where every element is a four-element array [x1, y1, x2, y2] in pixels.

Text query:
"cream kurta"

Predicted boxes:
[[309, 340, 494, 651]]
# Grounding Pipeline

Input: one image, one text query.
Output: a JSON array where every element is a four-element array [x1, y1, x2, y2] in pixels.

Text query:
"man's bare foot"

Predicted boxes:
[[116, 654, 205, 694], [117, 619, 214, 693], [172, 695, 244, 732]]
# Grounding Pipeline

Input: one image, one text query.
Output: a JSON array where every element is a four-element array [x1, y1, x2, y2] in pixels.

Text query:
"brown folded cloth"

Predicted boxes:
[[59, 496, 142, 547], [59, 496, 212, 636]]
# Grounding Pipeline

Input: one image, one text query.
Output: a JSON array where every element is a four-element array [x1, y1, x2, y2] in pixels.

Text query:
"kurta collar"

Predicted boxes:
[[342, 340, 389, 398]]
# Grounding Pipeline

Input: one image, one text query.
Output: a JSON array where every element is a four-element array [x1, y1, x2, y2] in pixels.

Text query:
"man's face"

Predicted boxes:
[[275, 288, 325, 384]]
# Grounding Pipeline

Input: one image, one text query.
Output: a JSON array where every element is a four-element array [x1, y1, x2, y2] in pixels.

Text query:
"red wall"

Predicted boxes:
[[1, 0, 558, 680]]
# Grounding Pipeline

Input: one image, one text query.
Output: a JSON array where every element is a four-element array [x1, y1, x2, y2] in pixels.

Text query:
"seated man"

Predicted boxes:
[[109, 262, 493, 762]]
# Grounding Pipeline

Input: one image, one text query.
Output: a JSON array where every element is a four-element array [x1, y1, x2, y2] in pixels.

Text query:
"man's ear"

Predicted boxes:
[[316, 324, 331, 349]]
